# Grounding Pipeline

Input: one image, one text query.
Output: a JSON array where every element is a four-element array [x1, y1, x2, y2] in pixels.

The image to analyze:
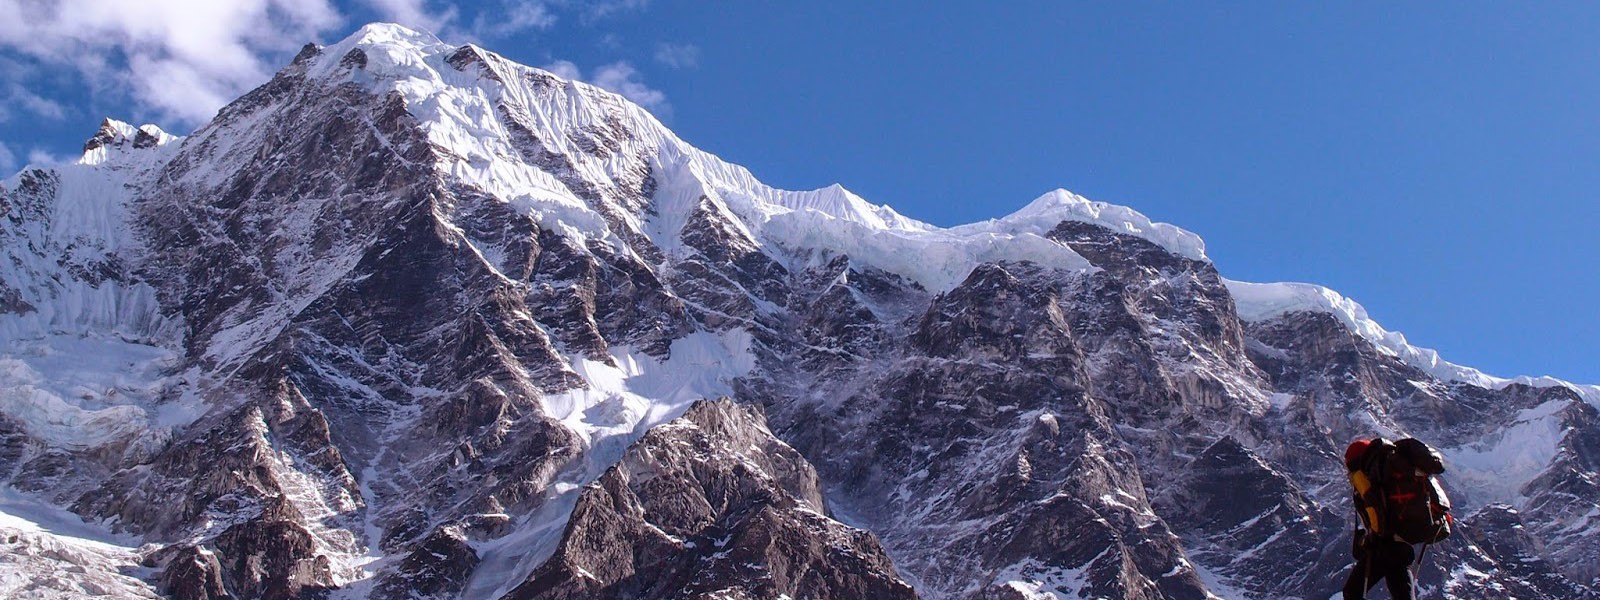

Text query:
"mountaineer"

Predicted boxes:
[[1342, 437, 1454, 600]]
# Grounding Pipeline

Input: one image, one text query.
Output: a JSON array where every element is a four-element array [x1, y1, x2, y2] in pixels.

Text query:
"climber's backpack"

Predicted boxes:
[[1344, 437, 1453, 544]]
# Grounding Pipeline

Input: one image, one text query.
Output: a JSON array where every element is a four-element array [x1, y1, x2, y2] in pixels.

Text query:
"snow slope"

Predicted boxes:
[[0, 119, 198, 454], [0, 121, 200, 597], [0, 488, 159, 599]]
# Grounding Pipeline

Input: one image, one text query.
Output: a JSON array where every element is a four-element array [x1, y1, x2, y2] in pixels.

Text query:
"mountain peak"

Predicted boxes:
[[768, 182, 931, 232], [80, 118, 178, 165], [302, 21, 452, 85], [989, 188, 1209, 261], [343, 21, 443, 49]]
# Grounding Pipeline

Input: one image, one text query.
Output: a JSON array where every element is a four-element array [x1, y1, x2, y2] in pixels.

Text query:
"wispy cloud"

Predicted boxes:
[[592, 62, 666, 112], [544, 59, 583, 81], [0, 72, 68, 123], [594, 32, 623, 51], [360, 0, 457, 35], [472, 1, 557, 39], [0, 0, 672, 132], [578, 0, 649, 20], [0, 141, 15, 174], [0, 141, 62, 176], [545, 59, 668, 115], [654, 42, 699, 69], [25, 147, 63, 168], [8, 85, 67, 120], [0, 0, 344, 126]]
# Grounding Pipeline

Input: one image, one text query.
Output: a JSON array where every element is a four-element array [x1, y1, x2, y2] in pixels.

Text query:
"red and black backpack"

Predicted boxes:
[[1344, 437, 1453, 544]]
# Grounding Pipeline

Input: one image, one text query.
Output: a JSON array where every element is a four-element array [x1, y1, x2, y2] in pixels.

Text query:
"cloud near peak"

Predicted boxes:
[[0, 0, 345, 126], [545, 59, 669, 115], [0, 0, 669, 134]]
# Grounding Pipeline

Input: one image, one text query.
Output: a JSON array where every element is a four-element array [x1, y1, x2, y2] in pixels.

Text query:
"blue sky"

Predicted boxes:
[[2, 2, 1596, 384]]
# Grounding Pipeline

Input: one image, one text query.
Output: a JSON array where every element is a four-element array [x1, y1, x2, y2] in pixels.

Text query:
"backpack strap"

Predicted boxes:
[[1347, 438, 1391, 536], [1349, 468, 1384, 535]]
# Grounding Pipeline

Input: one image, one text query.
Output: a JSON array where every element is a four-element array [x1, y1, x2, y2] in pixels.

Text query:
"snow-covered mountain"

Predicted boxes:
[[3, 23, 1598, 599]]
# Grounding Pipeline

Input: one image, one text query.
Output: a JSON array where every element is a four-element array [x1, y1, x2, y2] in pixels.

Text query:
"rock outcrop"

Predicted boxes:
[[512, 399, 915, 599]]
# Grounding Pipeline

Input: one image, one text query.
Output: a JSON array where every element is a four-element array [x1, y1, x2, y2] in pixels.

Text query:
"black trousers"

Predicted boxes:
[[1342, 535, 1415, 600]]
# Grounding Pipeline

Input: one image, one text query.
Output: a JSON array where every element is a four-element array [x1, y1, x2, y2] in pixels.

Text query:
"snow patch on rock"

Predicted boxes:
[[1443, 399, 1570, 511], [463, 328, 756, 598], [989, 556, 1092, 599], [543, 328, 755, 466]]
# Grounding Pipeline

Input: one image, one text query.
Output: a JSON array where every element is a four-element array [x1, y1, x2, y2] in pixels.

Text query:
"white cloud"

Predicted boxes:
[[472, 1, 556, 39], [26, 148, 62, 168], [0, 141, 15, 174], [0, 0, 673, 132], [361, 0, 457, 34], [0, 60, 68, 122], [546, 0, 648, 21], [592, 62, 667, 113], [584, 0, 648, 19], [543, 59, 583, 81], [653, 42, 698, 69], [0, 0, 345, 127], [7, 85, 67, 120], [544, 60, 667, 114]]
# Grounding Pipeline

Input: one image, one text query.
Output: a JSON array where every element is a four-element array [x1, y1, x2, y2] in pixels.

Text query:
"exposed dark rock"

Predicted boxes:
[[374, 525, 479, 600], [201, 495, 335, 600], [291, 43, 322, 65], [1049, 220, 1246, 362], [511, 399, 916, 600], [82, 118, 128, 153], [1162, 436, 1344, 597], [670, 196, 792, 331], [339, 48, 367, 69], [1455, 505, 1597, 598], [149, 545, 230, 600]]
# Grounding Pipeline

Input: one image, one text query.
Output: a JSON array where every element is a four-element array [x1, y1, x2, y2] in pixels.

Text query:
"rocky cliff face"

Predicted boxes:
[[512, 398, 915, 599], [2, 22, 1598, 600]]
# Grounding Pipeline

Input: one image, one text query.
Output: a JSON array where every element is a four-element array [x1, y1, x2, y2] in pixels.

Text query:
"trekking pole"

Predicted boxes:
[[1363, 531, 1373, 591], [1410, 518, 1447, 594], [1411, 542, 1429, 582]]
